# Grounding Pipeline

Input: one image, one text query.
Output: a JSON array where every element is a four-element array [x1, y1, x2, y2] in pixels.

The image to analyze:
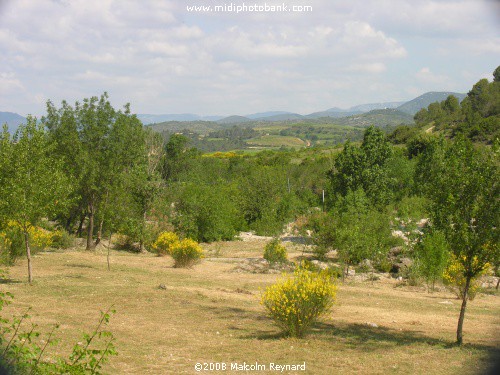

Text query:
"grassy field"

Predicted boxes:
[[247, 135, 306, 148], [1, 240, 499, 374]]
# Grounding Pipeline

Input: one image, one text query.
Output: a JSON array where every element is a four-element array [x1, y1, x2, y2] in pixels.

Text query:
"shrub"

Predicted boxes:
[[0, 289, 117, 374], [170, 238, 204, 268], [260, 263, 337, 338], [414, 230, 449, 292], [152, 231, 179, 256], [50, 229, 75, 249], [263, 238, 287, 264], [0, 222, 53, 264], [443, 255, 487, 301]]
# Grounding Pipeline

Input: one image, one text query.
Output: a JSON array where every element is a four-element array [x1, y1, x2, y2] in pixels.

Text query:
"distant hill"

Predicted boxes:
[[334, 109, 415, 127], [397, 92, 466, 115], [349, 101, 405, 112], [258, 113, 304, 122], [305, 110, 361, 119], [0, 111, 26, 133], [137, 113, 223, 124], [246, 111, 292, 119], [146, 120, 224, 134], [216, 115, 252, 124]]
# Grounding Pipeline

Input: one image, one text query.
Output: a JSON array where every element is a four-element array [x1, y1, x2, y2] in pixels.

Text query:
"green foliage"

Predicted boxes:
[[335, 208, 398, 276], [263, 238, 288, 264], [43, 94, 149, 250], [170, 238, 204, 268], [260, 263, 337, 338], [417, 136, 499, 278], [417, 135, 499, 344], [173, 182, 240, 242], [412, 67, 500, 144], [442, 255, 487, 301], [388, 124, 419, 144], [0, 119, 71, 281], [0, 289, 117, 374], [329, 126, 397, 208], [414, 231, 450, 292], [50, 229, 75, 249], [237, 166, 296, 236]]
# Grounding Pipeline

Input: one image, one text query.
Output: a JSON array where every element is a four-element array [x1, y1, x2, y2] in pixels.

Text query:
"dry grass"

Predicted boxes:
[[1, 240, 499, 375]]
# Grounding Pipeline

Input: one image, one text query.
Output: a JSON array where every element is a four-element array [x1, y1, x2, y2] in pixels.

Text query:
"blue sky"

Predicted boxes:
[[0, 0, 499, 117]]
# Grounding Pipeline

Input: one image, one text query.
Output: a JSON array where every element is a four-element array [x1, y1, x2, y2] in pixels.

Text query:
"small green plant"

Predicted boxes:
[[170, 238, 204, 268], [0, 286, 117, 374], [260, 263, 337, 338], [151, 231, 179, 256], [263, 238, 288, 264], [414, 231, 449, 292]]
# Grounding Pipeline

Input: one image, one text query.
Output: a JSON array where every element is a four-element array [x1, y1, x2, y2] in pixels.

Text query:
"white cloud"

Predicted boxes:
[[416, 67, 450, 85], [0, 0, 497, 115]]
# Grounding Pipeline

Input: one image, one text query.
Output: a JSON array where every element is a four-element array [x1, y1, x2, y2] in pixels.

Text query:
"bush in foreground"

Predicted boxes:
[[0, 287, 117, 374], [170, 238, 204, 268], [261, 263, 336, 338]]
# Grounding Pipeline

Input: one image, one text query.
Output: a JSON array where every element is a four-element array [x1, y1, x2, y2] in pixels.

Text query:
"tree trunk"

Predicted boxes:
[[76, 213, 85, 237], [107, 233, 113, 271], [456, 275, 471, 345], [139, 209, 147, 253], [86, 203, 95, 250], [24, 231, 33, 285], [496, 277, 499, 290], [95, 219, 104, 246], [65, 213, 74, 233]]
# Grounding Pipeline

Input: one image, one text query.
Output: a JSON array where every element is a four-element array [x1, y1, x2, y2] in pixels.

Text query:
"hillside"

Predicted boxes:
[[334, 109, 415, 127], [397, 92, 466, 115], [0, 111, 26, 133]]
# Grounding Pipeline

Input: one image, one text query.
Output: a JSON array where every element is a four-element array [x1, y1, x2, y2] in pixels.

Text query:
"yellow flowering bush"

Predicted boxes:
[[152, 231, 180, 256], [6, 221, 53, 250], [0, 232, 13, 264], [261, 263, 337, 338], [263, 238, 288, 264], [170, 238, 204, 268], [28, 226, 53, 250], [443, 255, 488, 301], [0, 221, 53, 264]]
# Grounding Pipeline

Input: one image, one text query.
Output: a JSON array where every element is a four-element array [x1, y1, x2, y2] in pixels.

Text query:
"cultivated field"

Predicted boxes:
[[1, 240, 499, 374]]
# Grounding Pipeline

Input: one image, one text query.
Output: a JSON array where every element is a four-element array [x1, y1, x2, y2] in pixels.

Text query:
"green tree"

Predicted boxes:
[[417, 136, 499, 344], [0, 118, 70, 283], [329, 126, 394, 207], [494, 65, 500, 82], [163, 134, 196, 182], [414, 230, 450, 292], [44, 94, 148, 250]]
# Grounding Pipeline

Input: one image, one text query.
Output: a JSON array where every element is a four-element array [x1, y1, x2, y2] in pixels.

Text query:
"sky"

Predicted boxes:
[[0, 0, 499, 117]]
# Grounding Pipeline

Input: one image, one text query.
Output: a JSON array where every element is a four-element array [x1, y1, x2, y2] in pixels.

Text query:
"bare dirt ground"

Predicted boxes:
[[1, 239, 499, 374]]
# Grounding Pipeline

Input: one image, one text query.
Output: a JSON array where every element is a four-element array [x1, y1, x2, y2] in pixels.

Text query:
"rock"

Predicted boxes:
[[158, 284, 167, 290], [347, 268, 356, 276], [311, 260, 328, 270], [417, 218, 429, 228], [365, 322, 378, 328], [389, 246, 404, 257], [392, 257, 413, 274], [359, 259, 374, 271]]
